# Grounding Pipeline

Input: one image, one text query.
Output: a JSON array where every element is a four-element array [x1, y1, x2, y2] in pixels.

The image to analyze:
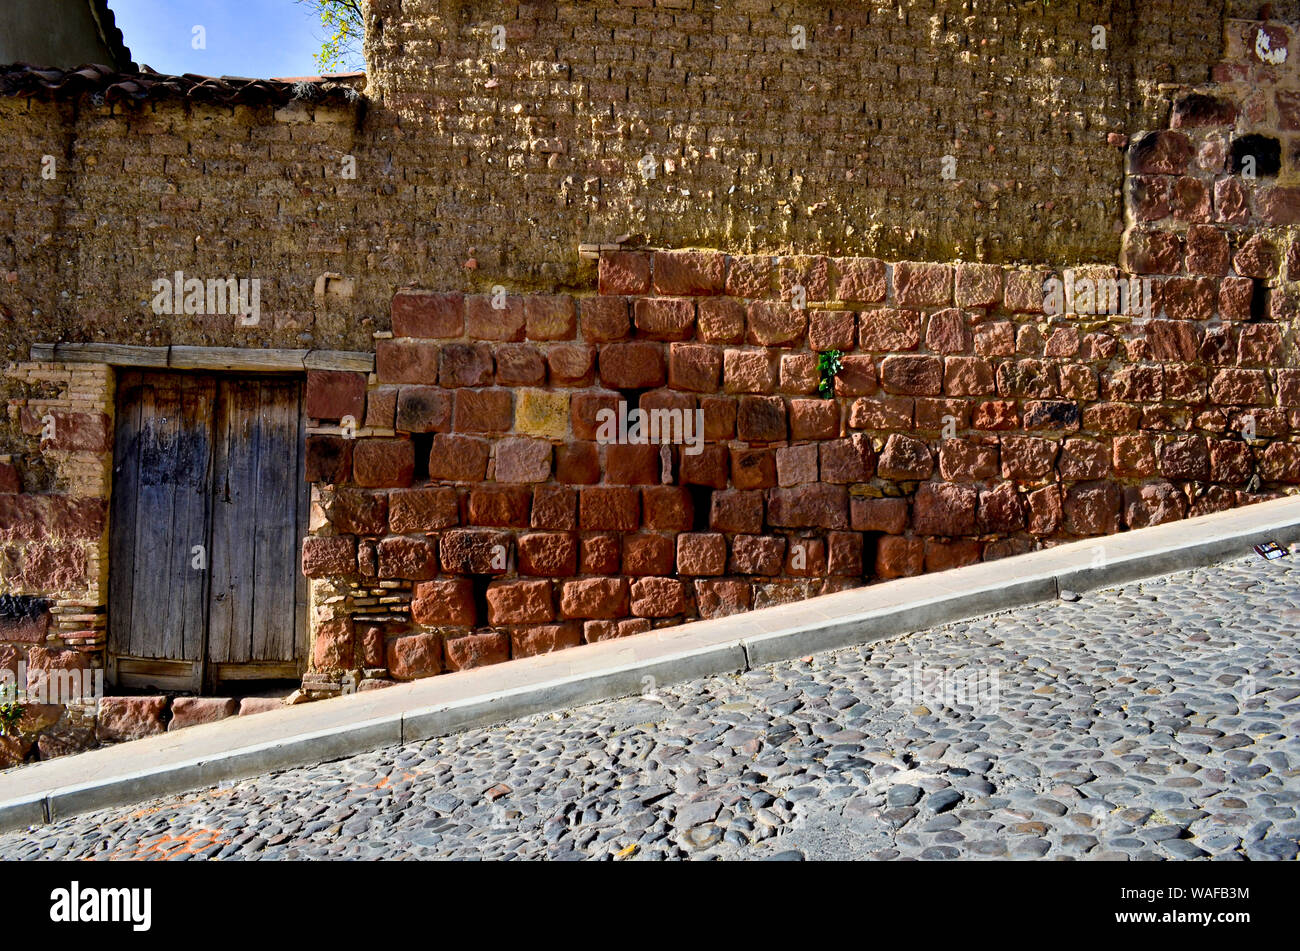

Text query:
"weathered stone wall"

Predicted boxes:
[[0, 362, 112, 763], [4, 6, 1300, 725], [298, 225, 1299, 686], [0, 360, 111, 639]]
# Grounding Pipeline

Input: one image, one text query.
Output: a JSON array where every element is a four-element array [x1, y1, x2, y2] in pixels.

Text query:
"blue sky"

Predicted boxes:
[[109, 0, 360, 78]]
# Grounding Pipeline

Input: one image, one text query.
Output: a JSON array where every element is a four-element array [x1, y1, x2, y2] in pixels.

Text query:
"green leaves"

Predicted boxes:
[[298, 0, 366, 73], [0, 693, 22, 738], [817, 349, 843, 398]]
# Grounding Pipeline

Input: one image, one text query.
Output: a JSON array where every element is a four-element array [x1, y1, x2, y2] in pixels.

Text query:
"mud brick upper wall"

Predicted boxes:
[[0, 0, 1227, 372], [364, 0, 1221, 272]]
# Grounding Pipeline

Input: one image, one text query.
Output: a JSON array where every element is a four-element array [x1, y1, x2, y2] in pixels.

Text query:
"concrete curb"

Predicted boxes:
[[2, 495, 1299, 833]]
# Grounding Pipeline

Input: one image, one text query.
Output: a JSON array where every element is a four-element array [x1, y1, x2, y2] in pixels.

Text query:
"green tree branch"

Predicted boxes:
[[297, 0, 366, 73]]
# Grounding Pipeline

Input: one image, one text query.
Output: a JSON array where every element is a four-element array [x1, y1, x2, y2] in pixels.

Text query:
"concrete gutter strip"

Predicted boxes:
[[1, 495, 1298, 833], [6, 642, 755, 828], [1054, 513, 1300, 593], [0, 796, 45, 831], [740, 575, 1062, 668]]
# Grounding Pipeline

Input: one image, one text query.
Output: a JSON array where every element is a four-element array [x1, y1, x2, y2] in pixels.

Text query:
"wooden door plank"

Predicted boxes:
[[207, 379, 262, 664], [205, 379, 234, 680], [212, 662, 299, 681], [169, 347, 308, 371], [108, 370, 143, 658], [54, 343, 170, 367], [156, 376, 187, 660], [206, 378, 237, 664], [132, 375, 183, 660], [114, 658, 196, 692], [174, 377, 216, 662], [252, 378, 299, 662], [155, 373, 213, 663]]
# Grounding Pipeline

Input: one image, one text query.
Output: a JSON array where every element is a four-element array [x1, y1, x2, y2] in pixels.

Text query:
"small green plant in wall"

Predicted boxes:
[[0, 682, 23, 738], [817, 349, 843, 398]]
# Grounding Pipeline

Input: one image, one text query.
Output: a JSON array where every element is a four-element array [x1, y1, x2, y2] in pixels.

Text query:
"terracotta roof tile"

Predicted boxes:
[[0, 63, 364, 106]]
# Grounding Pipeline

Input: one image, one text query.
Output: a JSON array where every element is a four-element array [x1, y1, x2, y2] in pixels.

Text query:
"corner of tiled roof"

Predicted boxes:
[[0, 63, 366, 106]]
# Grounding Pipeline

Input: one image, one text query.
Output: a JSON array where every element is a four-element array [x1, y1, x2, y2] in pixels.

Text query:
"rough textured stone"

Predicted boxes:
[[386, 633, 444, 680], [629, 577, 688, 617], [486, 580, 555, 625], [912, 482, 978, 535], [560, 579, 630, 619], [169, 697, 239, 731], [389, 487, 459, 533], [306, 370, 366, 421], [1063, 481, 1122, 536], [444, 631, 511, 671], [877, 433, 934, 480], [353, 439, 415, 488], [438, 530, 512, 575], [377, 537, 439, 580], [511, 623, 583, 658], [411, 578, 477, 626], [96, 697, 168, 742]]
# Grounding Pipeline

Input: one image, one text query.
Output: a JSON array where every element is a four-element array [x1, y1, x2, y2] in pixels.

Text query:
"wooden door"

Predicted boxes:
[[208, 378, 305, 669], [109, 372, 215, 670], [109, 371, 307, 692]]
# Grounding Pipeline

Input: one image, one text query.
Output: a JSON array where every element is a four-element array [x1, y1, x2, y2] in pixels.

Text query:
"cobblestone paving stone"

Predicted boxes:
[[3, 556, 1299, 861]]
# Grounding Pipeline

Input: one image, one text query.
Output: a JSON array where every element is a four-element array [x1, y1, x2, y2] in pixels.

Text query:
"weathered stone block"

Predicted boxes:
[[96, 696, 168, 742], [411, 578, 476, 625]]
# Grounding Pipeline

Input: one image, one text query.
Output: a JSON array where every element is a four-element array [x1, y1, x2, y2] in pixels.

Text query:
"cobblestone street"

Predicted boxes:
[[4, 556, 1299, 861]]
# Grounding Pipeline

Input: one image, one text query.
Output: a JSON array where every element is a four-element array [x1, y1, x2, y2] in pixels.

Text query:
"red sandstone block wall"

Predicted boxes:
[[301, 237, 1300, 686]]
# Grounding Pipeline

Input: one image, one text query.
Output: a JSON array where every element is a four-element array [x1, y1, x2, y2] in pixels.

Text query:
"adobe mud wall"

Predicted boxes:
[[1, 0, 1231, 359]]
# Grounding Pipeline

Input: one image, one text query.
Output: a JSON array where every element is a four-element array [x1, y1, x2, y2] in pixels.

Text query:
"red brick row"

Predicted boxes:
[[303, 465, 1275, 585], [373, 299, 1279, 395], [307, 425, 1299, 496], [314, 468, 1261, 683], [378, 613, 664, 679], [597, 250, 1051, 311], [335, 356, 1298, 452]]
